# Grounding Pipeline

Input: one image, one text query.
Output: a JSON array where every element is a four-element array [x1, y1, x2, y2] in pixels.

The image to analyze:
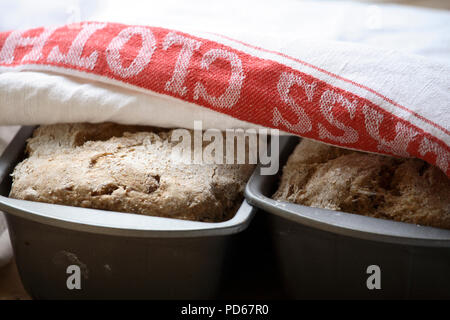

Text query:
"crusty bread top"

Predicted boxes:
[[10, 123, 255, 222], [273, 139, 450, 230]]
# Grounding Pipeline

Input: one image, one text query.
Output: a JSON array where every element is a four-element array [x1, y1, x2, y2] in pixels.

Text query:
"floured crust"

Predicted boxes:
[[273, 139, 450, 230], [10, 123, 255, 222]]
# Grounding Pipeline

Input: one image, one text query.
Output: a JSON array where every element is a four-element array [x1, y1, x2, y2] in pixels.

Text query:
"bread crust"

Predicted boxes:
[[10, 123, 255, 222], [273, 139, 450, 229]]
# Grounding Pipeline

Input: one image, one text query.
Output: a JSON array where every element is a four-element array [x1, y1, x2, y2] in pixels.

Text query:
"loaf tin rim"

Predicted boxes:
[[245, 136, 450, 248], [0, 126, 255, 238]]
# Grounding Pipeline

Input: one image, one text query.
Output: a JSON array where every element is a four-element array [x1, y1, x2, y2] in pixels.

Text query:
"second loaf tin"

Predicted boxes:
[[245, 136, 450, 299]]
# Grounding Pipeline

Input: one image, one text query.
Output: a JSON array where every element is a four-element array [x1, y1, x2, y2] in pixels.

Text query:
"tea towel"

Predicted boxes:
[[0, 21, 448, 174]]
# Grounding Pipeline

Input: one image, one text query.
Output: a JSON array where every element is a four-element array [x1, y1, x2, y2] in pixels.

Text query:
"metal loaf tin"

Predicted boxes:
[[245, 136, 450, 299], [0, 126, 256, 299]]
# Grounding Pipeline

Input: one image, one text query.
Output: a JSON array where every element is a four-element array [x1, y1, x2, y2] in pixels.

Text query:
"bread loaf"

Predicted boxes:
[[10, 123, 255, 222], [273, 139, 450, 229]]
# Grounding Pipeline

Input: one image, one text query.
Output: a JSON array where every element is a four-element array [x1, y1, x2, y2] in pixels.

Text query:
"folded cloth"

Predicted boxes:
[[0, 18, 448, 175], [0, 217, 12, 268], [0, 126, 19, 268]]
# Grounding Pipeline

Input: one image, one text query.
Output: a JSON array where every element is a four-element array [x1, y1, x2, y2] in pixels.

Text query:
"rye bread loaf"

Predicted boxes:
[[273, 139, 450, 230], [9, 123, 255, 222]]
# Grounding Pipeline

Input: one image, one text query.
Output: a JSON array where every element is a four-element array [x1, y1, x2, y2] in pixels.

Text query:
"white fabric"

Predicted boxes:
[[0, 1, 449, 136], [0, 223, 12, 268], [0, 70, 264, 130], [0, 125, 19, 268], [0, 1, 448, 143]]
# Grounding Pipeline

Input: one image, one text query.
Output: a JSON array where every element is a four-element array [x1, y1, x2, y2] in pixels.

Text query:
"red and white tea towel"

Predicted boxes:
[[0, 21, 448, 176]]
